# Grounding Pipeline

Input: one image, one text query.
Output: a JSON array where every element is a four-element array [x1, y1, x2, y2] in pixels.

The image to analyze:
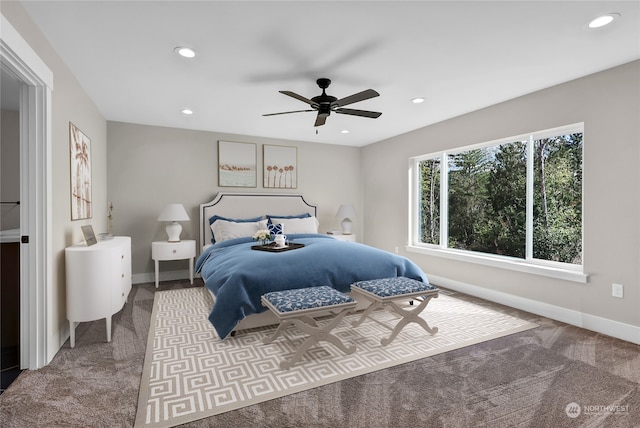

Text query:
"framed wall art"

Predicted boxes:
[[263, 144, 297, 189], [218, 141, 257, 187], [69, 122, 92, 220]]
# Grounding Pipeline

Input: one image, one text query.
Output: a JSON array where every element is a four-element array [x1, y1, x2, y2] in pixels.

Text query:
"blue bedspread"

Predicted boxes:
[[196, 234, 428, 339]]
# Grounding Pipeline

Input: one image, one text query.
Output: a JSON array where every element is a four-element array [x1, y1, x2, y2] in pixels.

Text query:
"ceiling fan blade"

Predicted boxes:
[[314, 113, 328, 127], [263, 109, 314, 117], [333, 89, 379, 107], [335, 108, 382, 118], [280, 91, 319, 107]]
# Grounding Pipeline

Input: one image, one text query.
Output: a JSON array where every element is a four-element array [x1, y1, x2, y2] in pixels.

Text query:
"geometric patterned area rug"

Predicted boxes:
[[135, 287, 537, 427]]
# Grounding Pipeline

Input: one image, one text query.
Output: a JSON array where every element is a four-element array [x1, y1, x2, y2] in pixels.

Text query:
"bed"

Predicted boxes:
[[196, 192, 429, 339]]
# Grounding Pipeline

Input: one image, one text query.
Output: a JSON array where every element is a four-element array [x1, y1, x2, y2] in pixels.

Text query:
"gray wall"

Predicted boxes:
[[106, 122, 362, 278], [362, 60, 640, 333]]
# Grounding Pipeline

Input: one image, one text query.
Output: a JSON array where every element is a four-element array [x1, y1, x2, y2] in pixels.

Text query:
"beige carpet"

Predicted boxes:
[[135, 287, 537, 427]]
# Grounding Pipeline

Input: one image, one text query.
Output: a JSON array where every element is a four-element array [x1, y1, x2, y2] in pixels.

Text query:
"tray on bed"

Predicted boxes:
[[251, 242, 305, 252]]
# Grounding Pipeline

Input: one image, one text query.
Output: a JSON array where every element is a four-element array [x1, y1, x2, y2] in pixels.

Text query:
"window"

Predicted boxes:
[[411, 124, 583, 275]]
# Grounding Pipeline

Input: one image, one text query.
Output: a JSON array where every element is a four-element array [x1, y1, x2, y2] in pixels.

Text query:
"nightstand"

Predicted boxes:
[[152, 240, 196, 288], [330, 233, 357, 242]]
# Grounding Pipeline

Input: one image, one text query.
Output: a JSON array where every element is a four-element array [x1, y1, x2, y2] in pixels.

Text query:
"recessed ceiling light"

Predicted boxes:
[[175, 46, 196, 58], [341, 129, 349, 134], [181, 109, 193, 115], [411, 97, 425, 104], [588, 13, 620, 28]]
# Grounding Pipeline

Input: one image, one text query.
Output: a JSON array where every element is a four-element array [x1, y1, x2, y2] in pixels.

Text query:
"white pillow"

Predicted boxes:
[[270, 216, 319, 235], [211, 219, 268, 243]]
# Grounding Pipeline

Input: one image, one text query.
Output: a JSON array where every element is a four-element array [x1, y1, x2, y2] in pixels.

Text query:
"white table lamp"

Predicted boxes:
[[336, 204, 357, 235], [158, 203, 190, 242]]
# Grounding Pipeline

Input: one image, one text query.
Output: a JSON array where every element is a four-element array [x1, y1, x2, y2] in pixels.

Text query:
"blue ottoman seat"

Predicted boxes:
[[263, 286, 355, 315], [351, 277, 439, 346], [353, 277, 438, 299]]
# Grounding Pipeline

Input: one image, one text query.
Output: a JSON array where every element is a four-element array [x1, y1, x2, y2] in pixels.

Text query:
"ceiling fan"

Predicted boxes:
[[263, 78, 382, 127]]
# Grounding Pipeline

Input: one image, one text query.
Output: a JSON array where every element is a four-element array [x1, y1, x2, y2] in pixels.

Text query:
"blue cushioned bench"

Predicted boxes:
[[261, 286, 358, 370], [351, 277, 439, 346]]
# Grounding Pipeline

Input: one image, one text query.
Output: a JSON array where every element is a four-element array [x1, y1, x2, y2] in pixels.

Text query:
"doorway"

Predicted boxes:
[[0, 68, 22, 392]]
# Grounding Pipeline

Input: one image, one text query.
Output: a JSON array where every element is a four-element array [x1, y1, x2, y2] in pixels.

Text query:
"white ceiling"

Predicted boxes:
[[19, 1, 640, 147]]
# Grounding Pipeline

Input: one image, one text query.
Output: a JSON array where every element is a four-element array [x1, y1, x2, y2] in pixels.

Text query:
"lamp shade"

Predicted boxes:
[[335, 204, 357, 220], [158, 204, 190, 242], [157, 204, 190, 222], [336, 204, 357, 235]]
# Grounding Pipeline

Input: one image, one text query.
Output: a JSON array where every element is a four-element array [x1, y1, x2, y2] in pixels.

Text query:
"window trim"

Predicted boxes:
[[406, 244, 587, 283], [409, 123, 587, 283]]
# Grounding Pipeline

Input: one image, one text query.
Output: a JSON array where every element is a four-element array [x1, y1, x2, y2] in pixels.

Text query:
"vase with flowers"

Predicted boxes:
[[252, 229, 273, 246]]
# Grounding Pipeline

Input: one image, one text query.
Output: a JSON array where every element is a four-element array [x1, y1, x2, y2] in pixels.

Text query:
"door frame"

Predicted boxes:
[[1, 14, 53, 369]]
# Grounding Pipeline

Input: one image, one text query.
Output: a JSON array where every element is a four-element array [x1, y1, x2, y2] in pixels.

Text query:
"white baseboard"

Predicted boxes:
[[428, 274, 640, 345], [132, 269, 194, 285]]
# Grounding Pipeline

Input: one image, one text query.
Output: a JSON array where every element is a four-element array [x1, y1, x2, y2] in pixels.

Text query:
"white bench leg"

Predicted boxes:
[[351, 298, 381, 327], [263, 319, 294, 345], [380, 294, 439, 346], [263, 315, 319, 345], [271, 309, 356, 370]]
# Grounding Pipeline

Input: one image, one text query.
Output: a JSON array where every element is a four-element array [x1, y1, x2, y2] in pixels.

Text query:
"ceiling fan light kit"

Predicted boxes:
[[264, 78, 382, 127]]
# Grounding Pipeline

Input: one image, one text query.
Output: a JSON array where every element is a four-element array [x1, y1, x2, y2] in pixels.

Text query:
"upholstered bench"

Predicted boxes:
[[261, 286, 358, 370], [351, 277, 439, 346]]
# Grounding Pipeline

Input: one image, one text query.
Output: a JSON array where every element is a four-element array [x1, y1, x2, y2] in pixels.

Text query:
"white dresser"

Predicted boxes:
[[65, 236, 132, 347]]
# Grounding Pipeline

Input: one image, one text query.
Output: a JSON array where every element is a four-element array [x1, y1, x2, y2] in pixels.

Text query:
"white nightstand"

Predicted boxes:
[[330, 233, 357, 242], [152, 240, 196, 288]]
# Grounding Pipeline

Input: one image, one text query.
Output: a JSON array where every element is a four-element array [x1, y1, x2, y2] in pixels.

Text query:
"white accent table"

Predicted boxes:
[[330, 233, 357, 242], [65, 236, 132, 348], [152, 240, 196, 288]]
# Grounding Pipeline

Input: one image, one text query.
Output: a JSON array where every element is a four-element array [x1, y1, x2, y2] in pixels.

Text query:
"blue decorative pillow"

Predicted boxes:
[[268, 222, 283, 236]]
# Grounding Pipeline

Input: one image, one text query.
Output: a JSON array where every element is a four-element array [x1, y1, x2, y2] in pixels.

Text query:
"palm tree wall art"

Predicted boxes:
[[263, 145, 297, 189], [69, 122, 92, 220]]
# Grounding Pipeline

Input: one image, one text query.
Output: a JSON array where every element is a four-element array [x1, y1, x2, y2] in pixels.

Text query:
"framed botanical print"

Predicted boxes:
[[69, 122, 92, 220], [218, 141, 257, 187], [263, 144, 297, 189]]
